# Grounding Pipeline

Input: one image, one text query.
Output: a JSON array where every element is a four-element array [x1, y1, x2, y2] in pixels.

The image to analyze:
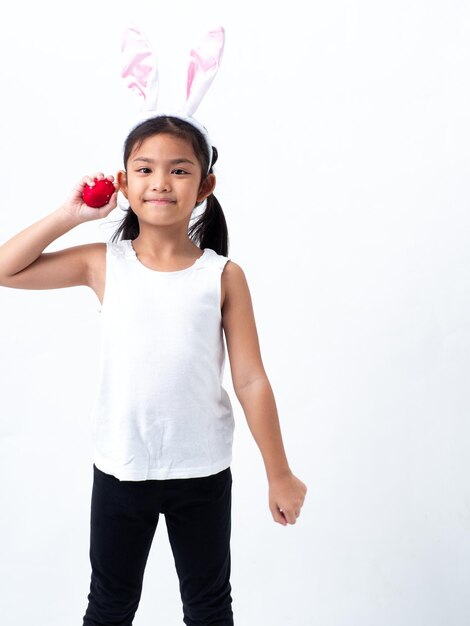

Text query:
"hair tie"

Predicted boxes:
[[121, 25, 225, 173]]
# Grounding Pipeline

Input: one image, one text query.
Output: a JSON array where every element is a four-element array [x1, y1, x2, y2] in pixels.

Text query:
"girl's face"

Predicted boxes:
[[118, 133, 215, 229]]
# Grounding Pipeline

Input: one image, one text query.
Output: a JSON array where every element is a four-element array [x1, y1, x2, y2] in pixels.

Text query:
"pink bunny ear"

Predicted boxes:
[[121, 25, 159, 112], [183, 27, 225, 117]]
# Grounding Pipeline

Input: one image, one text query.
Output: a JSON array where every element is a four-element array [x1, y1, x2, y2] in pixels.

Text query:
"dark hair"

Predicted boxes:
[[110, 116, 229, 256]]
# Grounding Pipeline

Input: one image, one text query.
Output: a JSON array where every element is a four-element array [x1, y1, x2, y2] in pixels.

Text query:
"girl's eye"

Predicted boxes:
[[135, 167, 190, 175]]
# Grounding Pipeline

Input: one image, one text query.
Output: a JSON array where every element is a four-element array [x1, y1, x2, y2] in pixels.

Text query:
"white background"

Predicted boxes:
[[0, 1, 469, 625]]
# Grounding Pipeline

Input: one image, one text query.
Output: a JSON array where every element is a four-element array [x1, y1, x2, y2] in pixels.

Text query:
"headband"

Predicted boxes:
[[121, 25, 225, 173]]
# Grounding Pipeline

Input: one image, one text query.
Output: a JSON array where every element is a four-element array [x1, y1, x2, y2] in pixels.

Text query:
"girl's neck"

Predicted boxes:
[[131, 232, 201, 261]]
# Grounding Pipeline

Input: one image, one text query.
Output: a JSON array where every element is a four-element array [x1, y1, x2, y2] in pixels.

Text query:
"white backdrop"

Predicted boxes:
[[1, 1, 469, 625]]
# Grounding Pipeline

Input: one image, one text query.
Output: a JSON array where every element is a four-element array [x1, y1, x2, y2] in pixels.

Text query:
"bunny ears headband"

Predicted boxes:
[[121, 25, 225, 172]]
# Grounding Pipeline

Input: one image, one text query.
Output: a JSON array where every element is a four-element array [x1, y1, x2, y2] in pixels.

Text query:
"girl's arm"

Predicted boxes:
[[0, 173, 117, 290], [222, 262, 307, 526]]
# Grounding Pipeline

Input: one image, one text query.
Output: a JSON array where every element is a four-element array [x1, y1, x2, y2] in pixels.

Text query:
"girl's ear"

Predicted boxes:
[[117, 170, 128, 198], [197, 173, 216, 203]]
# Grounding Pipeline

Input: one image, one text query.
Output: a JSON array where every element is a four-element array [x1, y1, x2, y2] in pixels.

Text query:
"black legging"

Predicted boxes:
[[82, 464, 233, 625]]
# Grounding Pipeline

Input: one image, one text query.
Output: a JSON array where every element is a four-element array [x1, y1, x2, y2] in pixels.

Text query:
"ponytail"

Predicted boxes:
[[110, 208, 139, 243], [188, 143, 230, 257], [188, 193, 229, 257]]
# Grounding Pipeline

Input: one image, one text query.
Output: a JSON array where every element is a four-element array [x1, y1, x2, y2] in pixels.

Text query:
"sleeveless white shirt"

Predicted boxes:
[[90, 239, 235, 481]]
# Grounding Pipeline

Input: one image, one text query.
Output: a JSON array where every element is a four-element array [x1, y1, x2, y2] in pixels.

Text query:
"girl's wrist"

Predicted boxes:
[[55, 205, 84, 228], [267, 465, 292, 483]]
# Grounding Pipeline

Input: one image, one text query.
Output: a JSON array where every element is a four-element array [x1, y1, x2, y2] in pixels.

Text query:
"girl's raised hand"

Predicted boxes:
[[269, 471, 307, 526], [61, 173, 119, 223]]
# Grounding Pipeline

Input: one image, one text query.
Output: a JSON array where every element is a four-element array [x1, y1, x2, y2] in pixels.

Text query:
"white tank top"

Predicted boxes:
[[90, 239, 235, 481]]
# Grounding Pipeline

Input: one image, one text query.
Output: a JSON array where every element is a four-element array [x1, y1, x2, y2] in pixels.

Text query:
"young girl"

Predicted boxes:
[[0, 115, 307, 626]]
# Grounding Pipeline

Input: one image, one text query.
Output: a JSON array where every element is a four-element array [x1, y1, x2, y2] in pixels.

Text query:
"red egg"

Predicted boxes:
[[82, 178, 115, 208]]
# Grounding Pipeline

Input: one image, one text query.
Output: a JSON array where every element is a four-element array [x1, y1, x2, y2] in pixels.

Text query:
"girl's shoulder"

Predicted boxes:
[[105, 239, 133, 259], [201, 249, 245, 283], [220, 257, 250, 301], [203, 247, 232, 270], [222, 258, 243, 277]]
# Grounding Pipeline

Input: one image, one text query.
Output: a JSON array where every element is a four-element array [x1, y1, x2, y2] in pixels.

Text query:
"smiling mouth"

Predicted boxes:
[[145, 199, 176, 205]]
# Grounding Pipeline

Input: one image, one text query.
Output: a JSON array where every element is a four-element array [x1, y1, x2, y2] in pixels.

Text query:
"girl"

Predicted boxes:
[[0, 115, 307, 626]]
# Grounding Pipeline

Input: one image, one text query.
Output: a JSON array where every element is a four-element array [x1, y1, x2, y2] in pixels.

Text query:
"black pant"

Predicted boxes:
[[82, 464, 233, 626]]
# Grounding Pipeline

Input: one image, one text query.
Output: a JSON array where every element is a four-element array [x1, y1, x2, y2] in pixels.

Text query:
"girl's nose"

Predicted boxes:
[[151, 172, 170, 192]]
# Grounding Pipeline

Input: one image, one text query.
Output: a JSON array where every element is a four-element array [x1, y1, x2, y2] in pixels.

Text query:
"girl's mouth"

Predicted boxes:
[[146, 199, 176, 205]]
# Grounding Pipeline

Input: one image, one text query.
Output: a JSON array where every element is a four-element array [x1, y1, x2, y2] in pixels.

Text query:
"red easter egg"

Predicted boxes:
[[82, 178, 115, 208]]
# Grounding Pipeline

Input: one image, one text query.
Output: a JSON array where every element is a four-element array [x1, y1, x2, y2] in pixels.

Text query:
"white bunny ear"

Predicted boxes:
[[121, 25, 159, 112], [183, 26, 225, 117]]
